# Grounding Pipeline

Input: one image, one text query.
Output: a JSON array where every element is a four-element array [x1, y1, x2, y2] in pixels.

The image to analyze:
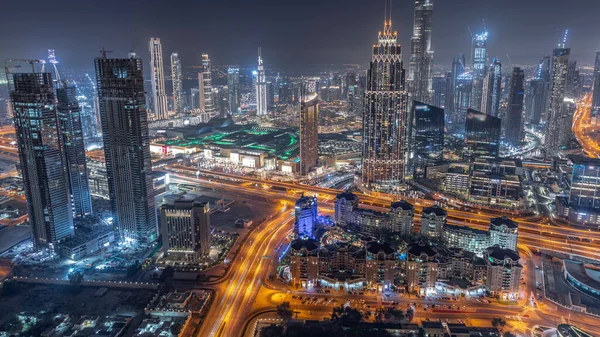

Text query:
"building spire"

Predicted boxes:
[[558, 29, 568, 48]]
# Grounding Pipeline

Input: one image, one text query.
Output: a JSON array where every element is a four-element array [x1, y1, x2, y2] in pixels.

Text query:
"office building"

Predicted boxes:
[[431, 75, 446, 108], [489, 216, 518, 251], [408, 0, 434, 103], [481, 57, 502, 117], [592, 52, 600, 120], [7, 67, 73, 250], [471, 30, 488, 111], [299, 92, 319, 175], [361, 18, 409, 192], [568, 155, 600, 211], [294, 195, 318, 239], [525, 78, 548, 125], [445, 54, 465, 125], [160, 198, 211, 260], [95, 55, 157, 244], [199, 54, 216, 115], [256, 48, 268, 115], [420, 206, 446, 239], [453, 73, 473, 131], [484, 246, 522, 298], [56, 84, 93, 218], [409, 101, 444, 179], [227, 67, 240, 115], [505, 67, 525, 144], [566, 60, 582, 100], [464, 109, 501, 161], [545, 36, 570, 157], [170, 53, 184, 114], [148, 38, 168, 120]]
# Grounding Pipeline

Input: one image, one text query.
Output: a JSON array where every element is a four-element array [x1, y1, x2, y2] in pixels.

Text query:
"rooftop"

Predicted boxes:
[[366, 240, 395, 255], [490, 216, 518, 229], [390, 200, 414, 211], [422, 205, 446, 217], [486, 246, 520, 262], [564, 260, 600, 294], [569, 155, 600, 167]]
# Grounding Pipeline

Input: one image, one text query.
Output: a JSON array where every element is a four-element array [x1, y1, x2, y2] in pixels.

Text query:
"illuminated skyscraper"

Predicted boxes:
[[464, 109, 501, 161], [481, 57, 502, 117], [505, 67, 525, 144], [199, 54, 216, 115], [409, 101, 444, 179], [408, 0, 434, 103], [471, 29, 488, 111], [256, 48, 268, 116], [592, 51, 600, 120], [294, 195, 317, 239], [170, 53, 184, 114], [227, 67, 240, 115], [545, 32, 570, 157], [7, 65, 73, 250], [361, 18, 409, 191], [300, 91, 319, 175], [445, 54, 465, 124], [95, 55, 157, 244], [148, 38, 168, 119], [453, 73, 473, 131], [431, 75, 446, 108], [56, 84, 93, 218]]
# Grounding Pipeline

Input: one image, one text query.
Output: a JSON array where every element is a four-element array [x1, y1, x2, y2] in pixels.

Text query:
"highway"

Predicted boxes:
[[573, 94, 599, 158]]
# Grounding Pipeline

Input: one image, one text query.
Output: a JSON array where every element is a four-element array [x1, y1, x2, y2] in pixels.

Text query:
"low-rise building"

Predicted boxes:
[[420, 206, 446, 239], [389, 200, 414, 237], [289, 238, 319, 288], [443, 224, 489, 256], [60, 226, 115, 261], [334, 191, 358, 226], [484, 246, 522, 299], [489, 216, 518, 251]]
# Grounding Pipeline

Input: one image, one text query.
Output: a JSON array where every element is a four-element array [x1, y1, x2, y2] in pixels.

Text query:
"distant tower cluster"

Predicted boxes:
[[170, 53, 184, 114], [408, 0, 434, 104], [256, 48, 268, 116], [361, 17, 409, 192], [149, 38, 169, 120]]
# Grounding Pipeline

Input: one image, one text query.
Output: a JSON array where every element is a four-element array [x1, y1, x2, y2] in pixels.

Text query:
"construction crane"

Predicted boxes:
[[48, 49, 61, 83]]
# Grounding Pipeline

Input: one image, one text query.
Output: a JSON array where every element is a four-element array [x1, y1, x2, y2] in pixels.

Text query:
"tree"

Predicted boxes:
[[276, 302, 293, 323], [68, 271, 83, 285], [260, 324, 284, 337], [126, 260, 141, 278], [491, 317, 507, 330], [331, 306, 362, 325], [405, 308, 414, 321]]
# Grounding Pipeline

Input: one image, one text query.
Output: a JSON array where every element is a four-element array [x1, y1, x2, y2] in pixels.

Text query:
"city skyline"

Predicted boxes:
[[2, 0, 600, 73]]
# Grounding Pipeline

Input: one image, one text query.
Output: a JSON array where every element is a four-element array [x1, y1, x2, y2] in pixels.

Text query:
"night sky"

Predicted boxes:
[[1, 0, 599, 72]]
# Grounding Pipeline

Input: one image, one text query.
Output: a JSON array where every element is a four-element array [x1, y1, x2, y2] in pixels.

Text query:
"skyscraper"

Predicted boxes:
[[199, 54, 216, 115], [56, 84, 93, 218], [592, 52, 600, 121], [170, 53, 184, 114], [361, 18, 409, 192], [256, 48, 268, 116], [300, 91, 319, 176], [95, 55, 157, 244], [7, 66, 73, 250], [160, 198, 211, 260], [431, 75, 446, 108], [471, 30, 488, 111], [445, 54, 465, 124], [481, 57, 502, 117], [453, 73, 473, 131], [566, 60, 582, 100], [408, 0, 434, 104], [294, 195, 317, 239], [409, 101, 444, 179], [149, 38, 168, 120], [505, 67, 525, 144], [227, 67, 240, 115], [525, 79, 548, 125], [464, 109, 501, 161], [545, 35, 570, 157]]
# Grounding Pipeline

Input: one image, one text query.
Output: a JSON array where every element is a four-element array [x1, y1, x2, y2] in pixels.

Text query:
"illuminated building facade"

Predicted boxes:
[[160, 198, 211, 260], [484, 246, 522, 298], [227, 67, 240, 115], [471, 30, 488, 111], [7, 69, 74, 250], [504, 67, 525, 144], [568, 155, 600, 212], [489, 216, 518, 252], [593, 51, 600, 120], [481, 57, 501, 117], [452, 73, 473, 131], [256, 48, 268, 115], [56, 85, 93, 218], [408, 0, 434, 103], [294, 195, 317, 239], [95, 55, 157, 243], [199, 54, 216, 115], [445, 54, 465, 125], [464, 109, 501, 161], [149, 38, 168, 119], [170, 53, 184, 114], [420, 206, 446, 239], [409, 101, 444, 179], [299, 92, 319, 175], [545, 35, 570, 157], [361, 19, 409, 191]]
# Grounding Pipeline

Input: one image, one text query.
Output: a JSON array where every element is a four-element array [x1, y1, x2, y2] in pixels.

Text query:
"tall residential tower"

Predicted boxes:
[[545, 32, 570, 157], [170, 53, 184, 114], [256, 48, 268, 116], [505, 67, 525, 144], [199, 54, 216, 115], [408, 0, 434, 104], [149, 38, 168, 119], [299, 91, 319, 175], [471, 30, 488, 111]]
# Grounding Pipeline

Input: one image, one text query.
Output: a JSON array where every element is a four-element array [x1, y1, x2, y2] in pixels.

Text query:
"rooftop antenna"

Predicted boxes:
[[558, 29, 569, 48], [389, 0, 392, 23], [384, 0, 387, 24], [100, 48, 113, 59], [48, 49, 61, 84]]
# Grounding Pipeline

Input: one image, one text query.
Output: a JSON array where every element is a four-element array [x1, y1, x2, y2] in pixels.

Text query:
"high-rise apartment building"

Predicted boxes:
[[453, 73, 473, 131], [7, 68, 73, 250], [481, 58, 502, 117], [409, 101, 444, 179], [361, 19, 409, 192], [592, 52, 600, 120], [199, 54, 216, 115], [170, 53, 184, 114], [294, 195, 318, 239], [56, 84, 93, 218], [227, 67, 240, 115], [525, 79, 548, 125], [149, 38, 168, 120], [408, 0, 434, 103], [471, 30, 488, 111], [420, 206, 446, 239], [299, 91, 319, 175], [505, 67, 525, 144], [445, 54, 465, 124], [256, 48, 268, 116], [464, 109, 501, 161], [489, 216, 518, 252], [95, 55, 157, 244], [545, 38, 570, 157], [431, 75, 446, 108], [160, 198, 211, 260]]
